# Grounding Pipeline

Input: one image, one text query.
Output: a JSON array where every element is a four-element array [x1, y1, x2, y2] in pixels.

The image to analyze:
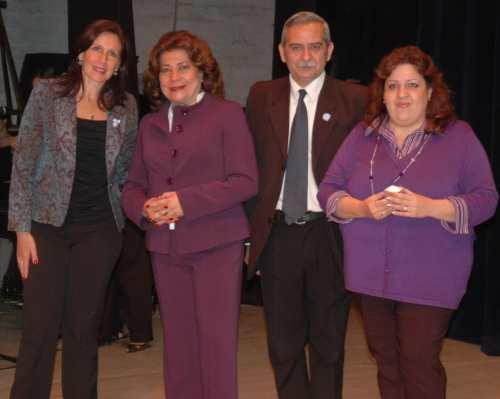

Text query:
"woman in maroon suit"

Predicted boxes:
[[122, 31, 258, 399]]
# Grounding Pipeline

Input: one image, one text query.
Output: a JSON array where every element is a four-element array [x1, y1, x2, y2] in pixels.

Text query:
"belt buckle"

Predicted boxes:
[[295, 217, 307, 225]]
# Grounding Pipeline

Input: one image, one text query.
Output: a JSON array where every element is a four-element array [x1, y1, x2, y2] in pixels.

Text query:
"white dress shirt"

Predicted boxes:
[[275, 72, 325, 213]]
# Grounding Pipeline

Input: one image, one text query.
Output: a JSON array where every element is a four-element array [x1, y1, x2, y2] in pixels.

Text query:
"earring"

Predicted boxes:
[[113, 69, 119, 76], [77, 58, 82, 66]]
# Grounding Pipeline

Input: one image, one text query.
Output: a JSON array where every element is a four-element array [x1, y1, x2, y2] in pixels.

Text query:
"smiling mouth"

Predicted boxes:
[[93, 66, 106, 73]]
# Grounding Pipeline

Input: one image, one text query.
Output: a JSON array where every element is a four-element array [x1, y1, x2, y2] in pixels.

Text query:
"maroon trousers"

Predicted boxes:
[[360, 295, 454, 399], [151, 241, 243, 399]]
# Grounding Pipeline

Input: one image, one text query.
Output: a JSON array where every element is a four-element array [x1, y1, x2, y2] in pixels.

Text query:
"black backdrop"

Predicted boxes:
[[274, 0, 500, 355]]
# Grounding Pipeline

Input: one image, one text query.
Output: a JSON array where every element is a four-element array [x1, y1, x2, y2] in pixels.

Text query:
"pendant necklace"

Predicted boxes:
[[369, 133, 431, 195]]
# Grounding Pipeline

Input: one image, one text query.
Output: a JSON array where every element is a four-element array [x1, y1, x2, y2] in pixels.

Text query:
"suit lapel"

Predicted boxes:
[[54, 95, 77, 162], [268, 80, 290, 160], [106, 104, 127, 178], [312, 77, 341, 169]]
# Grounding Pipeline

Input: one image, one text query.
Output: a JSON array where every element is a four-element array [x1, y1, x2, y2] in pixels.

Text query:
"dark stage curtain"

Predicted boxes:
[[416, 0, 500, 356], [273, 0, 500, 354]]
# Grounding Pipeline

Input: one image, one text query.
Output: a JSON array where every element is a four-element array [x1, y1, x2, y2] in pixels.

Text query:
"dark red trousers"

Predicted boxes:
[[152, 241, 243, 399], [360, 295, 454, 399]]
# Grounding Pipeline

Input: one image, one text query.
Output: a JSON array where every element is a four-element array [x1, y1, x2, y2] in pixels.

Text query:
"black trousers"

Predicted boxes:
[[10, 221, 122, 399], [100, 219, 153, 343], [260, 216, 351, 399]]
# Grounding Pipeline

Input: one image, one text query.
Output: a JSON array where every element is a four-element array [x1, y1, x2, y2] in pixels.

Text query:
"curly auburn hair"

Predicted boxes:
[[364, 45, 456, 133], [56, 19, 130, 110], [143, 30, 224, 110]]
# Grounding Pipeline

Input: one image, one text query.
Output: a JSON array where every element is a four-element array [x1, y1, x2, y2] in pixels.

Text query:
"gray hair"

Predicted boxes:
[[280, 11, 332, 45]]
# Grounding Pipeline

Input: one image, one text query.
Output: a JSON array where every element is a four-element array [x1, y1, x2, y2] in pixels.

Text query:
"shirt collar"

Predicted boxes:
[[170, 91, 205, 111], [365, 115, 427, 137], [289, 71, 325, 103]]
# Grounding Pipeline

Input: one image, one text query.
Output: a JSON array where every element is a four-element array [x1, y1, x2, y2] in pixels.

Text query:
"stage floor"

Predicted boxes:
[[1, 303, 500, 398]]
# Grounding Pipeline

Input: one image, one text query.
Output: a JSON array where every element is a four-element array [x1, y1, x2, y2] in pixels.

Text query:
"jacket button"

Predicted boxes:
[[175, 125, 183, 133], [171, 149, 178, 158], [167, 177, 173, 185], [182, 109, 188, 116]]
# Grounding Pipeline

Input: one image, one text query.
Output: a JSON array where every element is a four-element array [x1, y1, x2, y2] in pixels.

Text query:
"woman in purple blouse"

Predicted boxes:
[[318, 46, 498, 399]]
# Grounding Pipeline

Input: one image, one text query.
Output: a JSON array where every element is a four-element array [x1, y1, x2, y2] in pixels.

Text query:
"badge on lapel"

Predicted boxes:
[[322, 112, 332, 122], [112, 117, 121, 128]]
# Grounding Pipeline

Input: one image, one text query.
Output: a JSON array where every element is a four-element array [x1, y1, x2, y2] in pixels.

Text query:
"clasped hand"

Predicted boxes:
[[142, 192, 184, 226], [364, 187, 432, 220]]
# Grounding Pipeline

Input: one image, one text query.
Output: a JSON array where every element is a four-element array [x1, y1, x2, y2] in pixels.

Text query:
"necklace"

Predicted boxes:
[[369, 133, 431, 195]]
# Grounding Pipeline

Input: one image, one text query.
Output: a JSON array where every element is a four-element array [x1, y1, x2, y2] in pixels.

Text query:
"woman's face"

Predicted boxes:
[[158, 49, 203, 106], [383, 63, 432, 133], [79, 32, 122, 86]]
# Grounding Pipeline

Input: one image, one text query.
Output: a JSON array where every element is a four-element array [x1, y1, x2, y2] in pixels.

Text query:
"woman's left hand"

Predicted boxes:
[[386, 187, 433, 218]]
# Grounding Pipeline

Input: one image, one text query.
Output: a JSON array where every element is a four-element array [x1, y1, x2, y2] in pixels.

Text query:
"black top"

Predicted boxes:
[[65, 118, 114, 225]]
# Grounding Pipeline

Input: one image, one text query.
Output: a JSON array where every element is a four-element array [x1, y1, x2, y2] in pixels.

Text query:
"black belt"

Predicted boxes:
[[273, 210, 325, 225]]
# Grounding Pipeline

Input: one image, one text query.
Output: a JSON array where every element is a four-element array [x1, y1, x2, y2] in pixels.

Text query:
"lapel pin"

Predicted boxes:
[[322, 112, 332, 122], [112, 117, 121, 128]]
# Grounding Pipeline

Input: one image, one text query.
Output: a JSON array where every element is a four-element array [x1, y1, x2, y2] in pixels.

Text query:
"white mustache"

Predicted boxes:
[[297, 60, 316, 68]]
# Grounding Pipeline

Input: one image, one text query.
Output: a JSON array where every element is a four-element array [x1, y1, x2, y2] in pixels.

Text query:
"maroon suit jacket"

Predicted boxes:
[[245, 75, 367, 277], [123, 93, 258, 254]]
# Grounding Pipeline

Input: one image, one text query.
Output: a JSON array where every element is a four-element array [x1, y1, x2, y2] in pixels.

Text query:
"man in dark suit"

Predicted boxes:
[[245, 11, 368, 399]]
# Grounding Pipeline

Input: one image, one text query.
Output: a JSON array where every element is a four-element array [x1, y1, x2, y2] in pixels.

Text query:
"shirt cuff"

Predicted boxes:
[[441, 196, 469, 234], [326, 191, 353, 224]]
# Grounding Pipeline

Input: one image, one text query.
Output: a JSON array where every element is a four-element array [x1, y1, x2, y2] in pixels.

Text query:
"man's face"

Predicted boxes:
[[279, 22, 333, 87]]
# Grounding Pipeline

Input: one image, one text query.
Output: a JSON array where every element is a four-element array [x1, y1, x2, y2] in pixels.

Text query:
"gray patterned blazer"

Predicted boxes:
[[8, 81, 138, 232]]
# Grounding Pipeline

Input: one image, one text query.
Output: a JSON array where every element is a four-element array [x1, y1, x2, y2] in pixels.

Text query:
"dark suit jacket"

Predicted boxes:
[[245, 75, 368, 277]]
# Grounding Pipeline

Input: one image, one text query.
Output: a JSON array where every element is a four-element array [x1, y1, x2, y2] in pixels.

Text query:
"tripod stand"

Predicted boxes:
[[0, 0, 20, 369], [0, 298, 18, 370], [0, 0, 22, 127]]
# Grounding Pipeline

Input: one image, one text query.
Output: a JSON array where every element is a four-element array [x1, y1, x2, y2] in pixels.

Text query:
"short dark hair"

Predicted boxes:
[[143, 30, 224, 110], [56, 19, 131, 110], [365, 45, 456, 133]]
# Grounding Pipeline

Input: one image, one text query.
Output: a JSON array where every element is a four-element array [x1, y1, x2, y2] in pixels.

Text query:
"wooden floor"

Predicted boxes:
[[1, 303, 500, 398]]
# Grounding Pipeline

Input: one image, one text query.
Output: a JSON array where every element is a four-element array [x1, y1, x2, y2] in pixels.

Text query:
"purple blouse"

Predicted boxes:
[[317, 120, 498, 309], [326, 118, 468, 233]]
